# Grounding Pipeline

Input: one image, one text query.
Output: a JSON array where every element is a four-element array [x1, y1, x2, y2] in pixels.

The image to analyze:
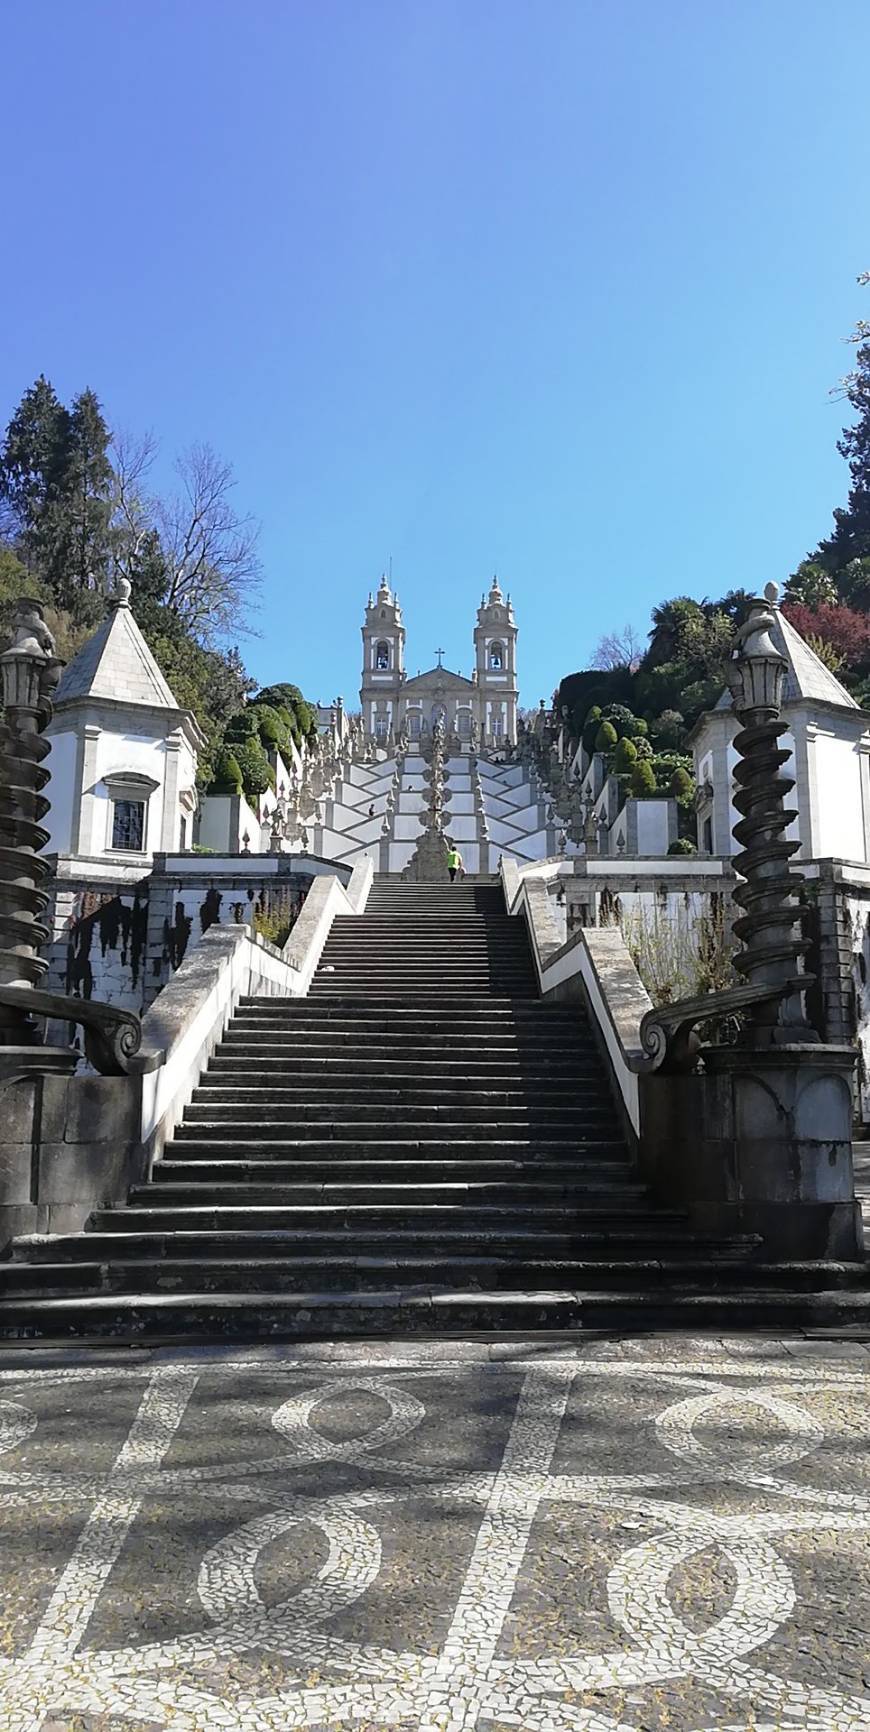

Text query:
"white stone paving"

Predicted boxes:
[[0, 1345, 866, 1730]]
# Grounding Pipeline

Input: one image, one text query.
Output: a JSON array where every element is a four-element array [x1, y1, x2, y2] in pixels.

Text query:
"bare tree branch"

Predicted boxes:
[[109, 428, 160, 580], [591, 624, 643, 672], [155, 442, 261, 642]]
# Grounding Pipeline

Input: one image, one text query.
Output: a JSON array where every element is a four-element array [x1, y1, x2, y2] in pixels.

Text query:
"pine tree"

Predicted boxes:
[[53, 388, 114, 621], [0, 375, 71, 576]]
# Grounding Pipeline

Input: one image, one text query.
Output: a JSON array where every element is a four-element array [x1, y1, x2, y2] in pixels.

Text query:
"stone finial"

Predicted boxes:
[[114, 577, 133, 608]]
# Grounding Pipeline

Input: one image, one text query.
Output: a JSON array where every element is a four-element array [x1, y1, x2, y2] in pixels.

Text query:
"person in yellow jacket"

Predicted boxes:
[[447, 846, 465, 883]]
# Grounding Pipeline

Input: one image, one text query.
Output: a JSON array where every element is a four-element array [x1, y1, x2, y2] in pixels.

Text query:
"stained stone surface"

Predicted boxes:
[[0, 1335, 870, 1730]]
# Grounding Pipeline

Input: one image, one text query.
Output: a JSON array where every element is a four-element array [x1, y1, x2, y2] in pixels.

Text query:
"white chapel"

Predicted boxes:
[[43, 578, 202, 863], [691, 588, 870, 863]]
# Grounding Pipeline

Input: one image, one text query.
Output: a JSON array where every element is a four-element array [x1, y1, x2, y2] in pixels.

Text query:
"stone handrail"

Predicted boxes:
[[0, 984, 158, 1081], [137, 861, 372, 1159]]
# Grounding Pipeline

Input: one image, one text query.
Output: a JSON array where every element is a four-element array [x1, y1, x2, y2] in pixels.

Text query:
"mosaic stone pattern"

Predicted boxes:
[[0, 1337, 869, 1730]]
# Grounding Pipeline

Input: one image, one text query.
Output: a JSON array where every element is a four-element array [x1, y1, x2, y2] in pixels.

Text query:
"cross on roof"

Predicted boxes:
[[435, 647, 446, 667]]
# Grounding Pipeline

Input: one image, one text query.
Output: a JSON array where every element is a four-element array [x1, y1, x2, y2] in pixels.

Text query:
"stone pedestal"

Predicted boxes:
[[0, 1071, 144, 1252], [640, 1043, 862, 1259]]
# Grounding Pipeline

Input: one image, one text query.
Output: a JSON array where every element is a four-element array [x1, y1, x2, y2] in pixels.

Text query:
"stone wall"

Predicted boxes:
[[564, 858, 735, 937], [803, 860, 870, 1122], [42, 852, 351, 1019]]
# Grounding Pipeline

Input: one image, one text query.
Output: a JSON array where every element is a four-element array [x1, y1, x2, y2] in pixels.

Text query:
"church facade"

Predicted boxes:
[[359, 576, 519, 747]]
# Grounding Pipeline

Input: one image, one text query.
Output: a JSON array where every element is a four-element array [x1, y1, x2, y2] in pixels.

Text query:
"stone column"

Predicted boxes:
[[638, 584, 862, 1259], [72, 723, 102, 855]]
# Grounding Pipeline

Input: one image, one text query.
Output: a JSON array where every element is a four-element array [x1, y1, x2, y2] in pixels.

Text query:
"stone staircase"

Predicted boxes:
[[0, 880, 868, 1339]]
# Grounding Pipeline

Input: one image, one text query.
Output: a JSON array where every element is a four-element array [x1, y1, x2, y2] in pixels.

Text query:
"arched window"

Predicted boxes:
[[408, 711, 421, 738], [489, 642, 504, 670], [375, 640, 391, 670], [374, 714, 388, 741], [457, 709, 471, 738]]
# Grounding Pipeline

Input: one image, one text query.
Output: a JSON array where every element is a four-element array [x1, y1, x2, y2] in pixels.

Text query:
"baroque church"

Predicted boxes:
[[360, 575, 518, 748]]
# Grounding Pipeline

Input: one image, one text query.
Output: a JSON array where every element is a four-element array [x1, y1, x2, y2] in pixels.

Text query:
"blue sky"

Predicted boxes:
[[3, 0, 869, 708]]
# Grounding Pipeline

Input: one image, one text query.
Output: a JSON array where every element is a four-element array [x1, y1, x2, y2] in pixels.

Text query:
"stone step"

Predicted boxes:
[[308, 984, 538, 996], [307, 990, 542, 1001], [4, 1284, 870, 1343], [234, 1005, 586, 1025], [89, 1201, 681, 1234], [158, 1153, 632, 1179], [139, 1178, 643, 1206], [192, 1084, 608, 1107], [13, 1224, 753, 1264], [174, 1122, 615, 1145], [238, 994, 582, 1013], [206, 1046, 603, 1073], [181, 1100, 613, 1125], [166, 1137, 629, 1161], [4, 1256, 864, 1300], [218, 1030, 595, 1053]]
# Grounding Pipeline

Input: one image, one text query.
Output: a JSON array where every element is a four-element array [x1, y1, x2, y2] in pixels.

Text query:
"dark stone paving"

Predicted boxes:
[[0, 1334, 869, 1730]]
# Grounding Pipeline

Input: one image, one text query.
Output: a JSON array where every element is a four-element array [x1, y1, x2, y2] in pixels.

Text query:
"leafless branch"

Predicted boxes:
[[591, 624, 643, 672], [155, 442, 262, 642]]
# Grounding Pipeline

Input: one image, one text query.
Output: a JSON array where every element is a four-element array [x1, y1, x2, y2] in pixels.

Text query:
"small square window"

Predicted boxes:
[[112, 799, 145, 851]]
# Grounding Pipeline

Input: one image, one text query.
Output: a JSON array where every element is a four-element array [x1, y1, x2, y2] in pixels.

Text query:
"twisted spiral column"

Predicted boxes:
[[0, 599, 72, 1064], [728, 584, 817, 1045]]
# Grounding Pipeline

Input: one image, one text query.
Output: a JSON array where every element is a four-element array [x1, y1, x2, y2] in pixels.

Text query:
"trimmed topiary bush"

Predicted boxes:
[[630, 758, 657, 797], [613, 736, 638, 773], [224, 709, 259, 745], [582, 706, 603, 757], [668, 837, 697, 855], [208, 747, 244, 796], [669, 767, 694, 799], [594, 720, 619, 752], [233, 738, 276, 799]]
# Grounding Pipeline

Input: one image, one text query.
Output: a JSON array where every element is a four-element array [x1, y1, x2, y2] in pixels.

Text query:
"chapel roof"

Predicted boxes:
[[54, 579, 181, 710], [712, 603, 858, 712]]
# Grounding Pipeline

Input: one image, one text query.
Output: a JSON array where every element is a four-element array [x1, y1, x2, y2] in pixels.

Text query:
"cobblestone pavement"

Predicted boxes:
[[1, 1334, 870, 1731]]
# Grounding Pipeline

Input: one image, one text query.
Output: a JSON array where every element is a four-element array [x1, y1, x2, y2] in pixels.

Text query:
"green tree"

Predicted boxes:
[[0, 378, 115, 627], [53, 389, 114, 621], [783, 560, 839, 609], [651, 709, 685, 748], [0, 375, 70, 577]]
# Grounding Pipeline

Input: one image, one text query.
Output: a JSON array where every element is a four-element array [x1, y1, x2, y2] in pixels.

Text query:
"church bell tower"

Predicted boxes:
[[474, 578, 518, 746], [360, 576, 405, 743]]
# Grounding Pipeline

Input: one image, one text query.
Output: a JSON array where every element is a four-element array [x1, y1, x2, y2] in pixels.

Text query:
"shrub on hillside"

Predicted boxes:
[[630, 759, 657, 797], [613, 736, 638, 773], [208, 748, 243, 796], [233, 737, 275, 799]]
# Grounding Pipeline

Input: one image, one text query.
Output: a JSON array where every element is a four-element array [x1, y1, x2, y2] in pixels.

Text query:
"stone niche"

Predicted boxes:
[[0, 1072, 142, 1253]]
